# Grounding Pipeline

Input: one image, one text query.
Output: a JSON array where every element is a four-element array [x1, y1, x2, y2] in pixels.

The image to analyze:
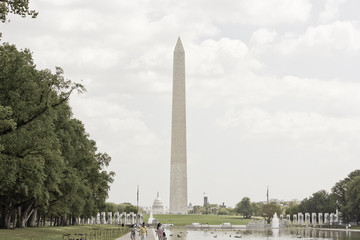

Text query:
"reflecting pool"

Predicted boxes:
[[164, 228, 360, 240]]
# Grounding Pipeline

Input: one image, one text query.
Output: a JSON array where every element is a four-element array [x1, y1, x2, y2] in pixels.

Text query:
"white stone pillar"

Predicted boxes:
[[107, 212, 112, 224], [330, 213, 334, 225], [318, 213, 323, 225], [298, 213, 304, 225], [114, 212, 119, 224], [312, 213, 317, 225], [96, 213, 100, 224], [293, 214, 298, 225], [101, 212, 106, 224]]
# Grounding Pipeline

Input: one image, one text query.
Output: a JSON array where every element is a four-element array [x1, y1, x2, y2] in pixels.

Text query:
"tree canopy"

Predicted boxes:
[[0, 0, 38, 23], [235, 197, 253, 218], [332, 170, 360, 223], [0, 43, 114, 229], [298, 190, 336, 214], [258, 202, 282, 224]]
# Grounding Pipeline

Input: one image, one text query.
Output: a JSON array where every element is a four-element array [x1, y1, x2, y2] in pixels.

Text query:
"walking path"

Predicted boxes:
[[116, 228, 156, 240]]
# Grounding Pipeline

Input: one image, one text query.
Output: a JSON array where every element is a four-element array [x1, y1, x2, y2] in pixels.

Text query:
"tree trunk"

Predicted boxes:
[[61, 215, 67, 226], [36, 213, 40, 227], [16, 200, 34, 228], [0, 209, 12, 229], [27, 209, 37, 227], [42, 214, 46, 226]]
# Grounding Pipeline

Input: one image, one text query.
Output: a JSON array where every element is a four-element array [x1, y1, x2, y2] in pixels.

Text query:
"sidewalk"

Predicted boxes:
[[116, 228, 156, 240]]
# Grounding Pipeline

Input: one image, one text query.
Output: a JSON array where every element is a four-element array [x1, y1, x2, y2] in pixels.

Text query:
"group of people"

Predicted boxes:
[[130, 222, 148, 240], [130, 222, 167, 240]]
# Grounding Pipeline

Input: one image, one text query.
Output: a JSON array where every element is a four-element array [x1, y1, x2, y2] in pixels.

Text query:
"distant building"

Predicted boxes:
[[203, 196, 209, 207], [187, 202, 194, 212], [152, 192, 164, 214]]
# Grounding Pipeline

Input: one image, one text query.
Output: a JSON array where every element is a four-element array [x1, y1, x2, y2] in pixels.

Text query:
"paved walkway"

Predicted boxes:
[[116, 228, 156, 240]]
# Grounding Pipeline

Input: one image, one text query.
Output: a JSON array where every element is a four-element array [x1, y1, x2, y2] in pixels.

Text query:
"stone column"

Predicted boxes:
[[96, 213, 100, 224], [318, 213, 323, 225], [305, 213, 310, 226], [114, 212, 119, 225], [298, 213, 304, 225], [324, 213, 329, 224], [293, 214, 298, 225], [330, 213, 334, 225], [312, 213, 317, 226], [101, 212, 106, 224], [121, 212, 126, 225], [107, 212, 112, 224], [334, 213, 339, 224]]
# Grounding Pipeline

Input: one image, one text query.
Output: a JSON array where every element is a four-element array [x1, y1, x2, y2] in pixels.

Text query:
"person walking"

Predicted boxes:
[[139, 222, 147, 240], [130, 224, 137, 240], [156, 223, 164, 240]]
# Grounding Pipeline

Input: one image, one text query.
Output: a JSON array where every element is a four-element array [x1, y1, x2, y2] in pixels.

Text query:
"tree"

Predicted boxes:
[[105, 203, 118, 213], [342, 176, 360, 223], [332, 170, 360, 223], [258, 202, 282, 224], [285, 201, 299, 219], [47, 114, 114, 225], [298, 190, 336, 214], [235, 197, 253, 218], [251, 202, 260, 216], [0, 0, 38, 39], [0, 0, 38, 23], [218, 208, 230, 215], [0, 43, 113, 229], [0, 106, 16, 152], [192, 205, 204, 214], [332, 170, 360, 209], [0, 44, 72, 228], [117, 203, 137, 214]]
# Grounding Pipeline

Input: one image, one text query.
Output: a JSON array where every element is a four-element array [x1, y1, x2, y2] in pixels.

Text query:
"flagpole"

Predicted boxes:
[[137, 185, 139, 224]]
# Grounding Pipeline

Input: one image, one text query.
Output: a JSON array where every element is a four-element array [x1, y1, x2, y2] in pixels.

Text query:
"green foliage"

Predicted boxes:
[[251, 202, 260, 216], [0, 0, 38, 23], [0, 43, 113, 229], [218, 208, 230, 215], [285, 201, 299, 219], [0, 105, 16, 133], [235, 197, 253, 218], [298, 190, 336, 214], [332, 170, 360, 223], [104, 203, 118, 213], [258, 202, 282, 224], [117, 203, 138, 214], [342, 176, 360, 223]]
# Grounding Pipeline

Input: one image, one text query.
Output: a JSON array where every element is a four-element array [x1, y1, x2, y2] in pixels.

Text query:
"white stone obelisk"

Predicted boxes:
[[170, 37, 188, 214]]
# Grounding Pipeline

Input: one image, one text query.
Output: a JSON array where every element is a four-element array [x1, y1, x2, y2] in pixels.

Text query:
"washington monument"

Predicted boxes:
[[170, 37, 188, 214]]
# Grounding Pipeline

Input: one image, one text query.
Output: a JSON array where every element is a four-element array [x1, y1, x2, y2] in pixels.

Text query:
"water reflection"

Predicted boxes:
[[165, 228, 359, 240]]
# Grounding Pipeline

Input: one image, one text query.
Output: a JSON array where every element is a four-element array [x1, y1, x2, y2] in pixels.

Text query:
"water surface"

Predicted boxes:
[[164, 228, 359, 240]]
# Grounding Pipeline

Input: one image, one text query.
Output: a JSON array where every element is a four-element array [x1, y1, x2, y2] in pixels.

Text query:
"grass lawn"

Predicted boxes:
[[0, 224, 129, 240], [0, 215, 254, 239], [144, 214, 254, 226]]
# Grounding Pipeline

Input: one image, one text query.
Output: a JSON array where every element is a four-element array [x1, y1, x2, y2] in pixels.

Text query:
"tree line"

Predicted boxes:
[[0, 43, 115, 229], [188, 169, 360, 225], [233, 169, 360, 224], [0, 1, 115, 229]]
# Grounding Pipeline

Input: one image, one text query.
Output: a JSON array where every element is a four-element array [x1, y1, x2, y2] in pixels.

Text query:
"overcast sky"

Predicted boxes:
[[2, 0, 360, 209]]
